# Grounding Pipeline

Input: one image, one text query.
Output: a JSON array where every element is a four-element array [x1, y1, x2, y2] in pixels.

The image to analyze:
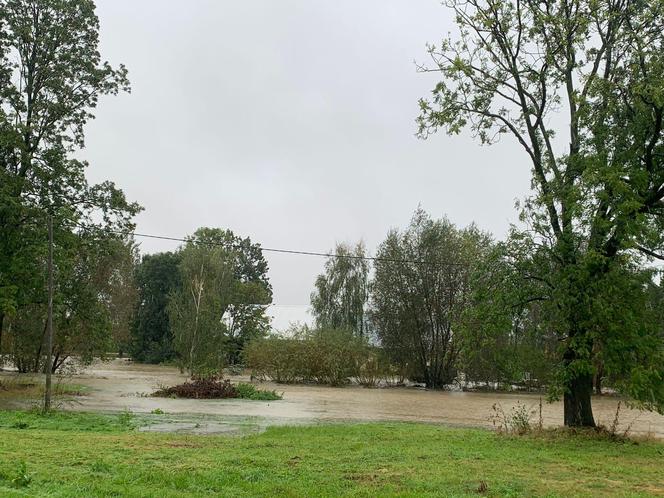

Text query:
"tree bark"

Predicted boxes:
[[564, 369, 596, 427]]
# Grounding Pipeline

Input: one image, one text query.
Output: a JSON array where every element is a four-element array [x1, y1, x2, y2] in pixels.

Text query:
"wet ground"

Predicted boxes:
[[4, 358, 664, 437]]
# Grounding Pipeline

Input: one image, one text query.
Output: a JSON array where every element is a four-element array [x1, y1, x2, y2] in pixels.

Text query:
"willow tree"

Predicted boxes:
[[370, 209, 491, 388], [419, 0, 664, 426]]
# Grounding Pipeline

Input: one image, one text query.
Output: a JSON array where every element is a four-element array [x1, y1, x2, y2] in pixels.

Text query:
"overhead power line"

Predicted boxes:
[[76, 224, 467, 267]]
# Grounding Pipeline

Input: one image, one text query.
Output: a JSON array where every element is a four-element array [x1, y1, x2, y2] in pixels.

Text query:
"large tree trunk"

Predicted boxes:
[[563, 370, 596, 427]]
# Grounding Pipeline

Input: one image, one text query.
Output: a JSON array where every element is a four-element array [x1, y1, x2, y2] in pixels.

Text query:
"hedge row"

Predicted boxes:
[[244, 328, 403, 387]]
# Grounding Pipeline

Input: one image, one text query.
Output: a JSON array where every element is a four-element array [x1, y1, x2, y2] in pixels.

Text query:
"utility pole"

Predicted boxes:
[[44, 214, 54, 412]]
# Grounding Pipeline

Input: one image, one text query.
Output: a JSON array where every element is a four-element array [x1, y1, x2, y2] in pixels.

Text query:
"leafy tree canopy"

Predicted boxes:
[[310, 242, 370, 337], [0, 0, 139, 366], [418, 0, 664, 425]]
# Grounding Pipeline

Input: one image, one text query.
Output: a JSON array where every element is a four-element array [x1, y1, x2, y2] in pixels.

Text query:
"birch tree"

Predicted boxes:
[[310, 242, 370, 337]]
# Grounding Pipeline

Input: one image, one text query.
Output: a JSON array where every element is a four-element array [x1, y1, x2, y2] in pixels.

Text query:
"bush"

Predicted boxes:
[[153, 375, 238, 399], [245, 327, 396, 387], [153, 376, 282, 401], [235, 383, 282, 401], [244, 336, 302, 383], [356, 350, 399, 387], [118, 409, 136, 429], [489, 401, 539, 435]]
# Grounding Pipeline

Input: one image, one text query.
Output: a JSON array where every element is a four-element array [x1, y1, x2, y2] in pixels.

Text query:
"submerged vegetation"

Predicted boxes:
[[152, 376, 282, 401], [244, 327, 401, 387]]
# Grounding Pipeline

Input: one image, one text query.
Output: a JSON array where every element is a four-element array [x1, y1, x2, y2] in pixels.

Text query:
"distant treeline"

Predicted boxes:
[[126, 207, 664, 395]]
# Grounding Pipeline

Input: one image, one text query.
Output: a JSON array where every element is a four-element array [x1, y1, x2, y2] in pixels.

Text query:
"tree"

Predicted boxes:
[[5, 231, 137, 372], [105, 239, 139, 357], [168, 228, 272, 374], [460, 243, 558, 390], [0, 0, 139, 363], [310, 242, 370, 337], [418, 0, 664, 426], [370, 209, 490, 388], [129, 252, 181, 364]]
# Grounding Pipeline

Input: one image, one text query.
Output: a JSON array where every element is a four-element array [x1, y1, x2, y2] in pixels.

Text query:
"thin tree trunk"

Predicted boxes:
[[594, 364, 604, 395], [33, 319, 48, 372]]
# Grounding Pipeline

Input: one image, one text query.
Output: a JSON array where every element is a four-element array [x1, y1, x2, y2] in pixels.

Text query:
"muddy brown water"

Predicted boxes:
[[5, 358, 664, 438]]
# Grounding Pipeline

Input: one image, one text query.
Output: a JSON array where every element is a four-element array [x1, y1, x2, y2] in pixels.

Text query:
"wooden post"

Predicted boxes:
[[44, 215, 54, 412]]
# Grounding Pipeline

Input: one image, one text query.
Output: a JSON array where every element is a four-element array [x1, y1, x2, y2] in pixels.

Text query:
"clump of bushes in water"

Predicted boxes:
[[244, 327, 403, 387], [152, 375, 281, 400]]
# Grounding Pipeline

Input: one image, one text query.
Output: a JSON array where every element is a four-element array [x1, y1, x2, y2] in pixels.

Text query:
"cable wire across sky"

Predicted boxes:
[[85, 225, 469, 267]]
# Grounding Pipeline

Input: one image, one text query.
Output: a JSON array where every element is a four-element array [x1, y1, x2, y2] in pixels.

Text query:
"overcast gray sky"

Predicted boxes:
[[84, 0, 531, 329]]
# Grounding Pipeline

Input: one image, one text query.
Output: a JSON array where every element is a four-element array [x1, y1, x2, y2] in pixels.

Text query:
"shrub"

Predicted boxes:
[[153, 375, 238, 399], [244, 337, 303, 383], [118, 409, 136, 429], [489, 401, 536, 435], [152, 377, 282, 401], [245, 327, 394, 387], [356, 349, 398, 387], [235, 383, 282, 401]]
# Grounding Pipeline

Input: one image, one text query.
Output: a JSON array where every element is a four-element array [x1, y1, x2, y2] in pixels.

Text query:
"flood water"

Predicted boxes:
[[12, 358, 664, 438]]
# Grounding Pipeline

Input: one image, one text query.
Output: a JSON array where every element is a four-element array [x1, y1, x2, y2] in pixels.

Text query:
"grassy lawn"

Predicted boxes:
[[0, 411, 663, 497]]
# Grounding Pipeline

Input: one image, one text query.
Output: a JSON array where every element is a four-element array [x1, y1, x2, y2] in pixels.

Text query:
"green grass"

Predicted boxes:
[[0, 376, 88, 399], [235, 382, 283, 401], [0, 409, 136, 432], [0, 410, 663, 497]]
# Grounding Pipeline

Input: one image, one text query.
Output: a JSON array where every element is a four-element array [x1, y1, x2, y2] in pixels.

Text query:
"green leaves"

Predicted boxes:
[[167, 228, 273, 374], [371, 208, 491, 388], [0, 1, 138, 368], [421, 0, 664, 424], [310, 242, 369, 337]]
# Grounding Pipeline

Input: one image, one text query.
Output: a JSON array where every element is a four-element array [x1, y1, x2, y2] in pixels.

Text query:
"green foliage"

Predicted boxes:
[[370, 208, 492, 388], [118, 409, 136, 430], [235, 383, 282, 401], [310, 242, 370, 337], [418, 0, 664, 424], [129, 252, 181, 363], [168, 228, 272, 374], [489, 402, 538, 435], [245, 326, 391, 386], [0, 0, 139, 368], [459, 243, 557, 389], [4, 235, 139, 372]]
